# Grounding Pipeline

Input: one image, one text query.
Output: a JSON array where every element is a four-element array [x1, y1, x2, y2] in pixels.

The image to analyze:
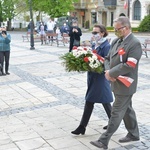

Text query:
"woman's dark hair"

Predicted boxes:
[[119, 13, 126, 17], [93, 24, 108, 37]]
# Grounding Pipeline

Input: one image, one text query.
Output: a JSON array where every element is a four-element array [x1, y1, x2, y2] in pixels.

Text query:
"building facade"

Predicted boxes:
[[72, 0, 150, 28]]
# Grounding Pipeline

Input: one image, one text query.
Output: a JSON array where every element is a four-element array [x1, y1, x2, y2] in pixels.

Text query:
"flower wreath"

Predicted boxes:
[[60, 46, 104, 74]]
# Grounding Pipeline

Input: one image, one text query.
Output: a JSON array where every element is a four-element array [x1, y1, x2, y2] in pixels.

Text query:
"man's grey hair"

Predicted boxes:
[[114, 16, 131, 29]]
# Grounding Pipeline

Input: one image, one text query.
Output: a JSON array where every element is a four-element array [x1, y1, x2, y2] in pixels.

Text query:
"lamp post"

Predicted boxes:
[[127, 0, 130, 18], [29, 0, 35, 50]]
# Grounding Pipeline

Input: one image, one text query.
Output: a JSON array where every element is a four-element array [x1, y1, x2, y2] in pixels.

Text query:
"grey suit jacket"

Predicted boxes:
[[104, 33, 142, 95]]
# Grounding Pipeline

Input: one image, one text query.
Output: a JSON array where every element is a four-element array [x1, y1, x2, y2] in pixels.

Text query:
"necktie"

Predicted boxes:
[[117, 38, 123, 48], [118, 38, 123, 43]]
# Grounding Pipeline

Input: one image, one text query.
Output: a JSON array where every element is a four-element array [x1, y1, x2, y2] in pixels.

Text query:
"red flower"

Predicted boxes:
[[92, 50, 97, 53], [118, 48, 125, 55], [73, 46, 78, 50], [84, 57, 89, 63], [83, 47, 87, 50]]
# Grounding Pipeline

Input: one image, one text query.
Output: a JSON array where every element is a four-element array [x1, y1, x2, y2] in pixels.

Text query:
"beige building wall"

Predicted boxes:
[[73, 0, 150, 28]]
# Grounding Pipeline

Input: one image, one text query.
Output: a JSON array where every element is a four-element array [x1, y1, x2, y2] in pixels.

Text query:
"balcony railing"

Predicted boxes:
[[74, 3, 87, 9], [103, 0, 116, 9]]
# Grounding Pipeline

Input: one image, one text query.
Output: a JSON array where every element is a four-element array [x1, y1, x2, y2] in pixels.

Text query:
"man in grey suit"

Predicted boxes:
[[90, 16, 142, 149]]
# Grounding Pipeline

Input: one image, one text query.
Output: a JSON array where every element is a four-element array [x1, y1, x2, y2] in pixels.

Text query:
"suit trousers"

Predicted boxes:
[[0, 51, 10, 73], [80, 101, 112, 127], [99, 94, 139, 146]]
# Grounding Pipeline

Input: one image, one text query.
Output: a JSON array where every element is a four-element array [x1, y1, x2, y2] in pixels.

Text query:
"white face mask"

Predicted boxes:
[[92, 33, 105, 47], [94, 33, 101, 41]]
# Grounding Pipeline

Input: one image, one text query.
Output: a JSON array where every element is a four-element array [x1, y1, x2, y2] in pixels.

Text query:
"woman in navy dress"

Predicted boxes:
[[71, 24, 113, 135]]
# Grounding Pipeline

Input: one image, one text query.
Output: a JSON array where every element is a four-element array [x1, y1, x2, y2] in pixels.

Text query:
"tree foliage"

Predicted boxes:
[[0, 0, 15, 22], [13, 0, 28, 16], [27, 0, 79, 18], [0, 0, 79, 22], [0, 0, 16, 28], [2, 0, 15, 20], [0, 2, 3, 22], [0, 0, 79, 29]]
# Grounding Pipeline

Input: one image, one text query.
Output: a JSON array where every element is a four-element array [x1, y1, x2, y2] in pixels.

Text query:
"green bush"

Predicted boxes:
[[106, 27, 114, 31], [131, 27, 138, 32], [106, 26, 138, 32], [85, 26, 139, 32], [138, 15, 150, 32]]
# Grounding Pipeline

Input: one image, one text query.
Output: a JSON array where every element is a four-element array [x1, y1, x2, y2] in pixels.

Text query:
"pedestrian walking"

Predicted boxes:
[[71, 24, 113, 135], [90, 16, 142, 149]]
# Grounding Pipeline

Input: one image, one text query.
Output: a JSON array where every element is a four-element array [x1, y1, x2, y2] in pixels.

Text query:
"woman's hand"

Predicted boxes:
[[73, 28, 78, 32], [2, 33, 6, 38]]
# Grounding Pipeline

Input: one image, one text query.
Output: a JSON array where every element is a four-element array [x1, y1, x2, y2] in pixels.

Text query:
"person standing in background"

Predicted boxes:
[[46, 18, 55, 42], [0, 27, 11, 76], [27, 22, 31, 32], [39, 22, 46, 45], [60, 22, 70, 35], [68, 20, 82, 52], [55, 26, 62, 40]]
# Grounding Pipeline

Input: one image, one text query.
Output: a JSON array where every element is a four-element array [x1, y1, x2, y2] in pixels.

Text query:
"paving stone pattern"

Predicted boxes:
[[0, 31, 150, 150]]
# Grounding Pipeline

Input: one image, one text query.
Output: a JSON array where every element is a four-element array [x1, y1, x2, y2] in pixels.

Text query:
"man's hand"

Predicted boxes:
[[105, 70, 116, 82]]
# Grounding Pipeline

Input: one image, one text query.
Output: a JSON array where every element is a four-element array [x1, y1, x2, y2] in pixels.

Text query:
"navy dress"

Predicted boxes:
[[85, 40, 113, 103]]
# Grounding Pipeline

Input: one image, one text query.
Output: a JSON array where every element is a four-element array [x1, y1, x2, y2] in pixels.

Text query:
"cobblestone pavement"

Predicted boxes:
[[0, 31, 150, 150]]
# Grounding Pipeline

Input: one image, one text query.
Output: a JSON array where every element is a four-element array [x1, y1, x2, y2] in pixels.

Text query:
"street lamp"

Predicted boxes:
[[29, 0, 35, 50], [127, 0, 130, 18]]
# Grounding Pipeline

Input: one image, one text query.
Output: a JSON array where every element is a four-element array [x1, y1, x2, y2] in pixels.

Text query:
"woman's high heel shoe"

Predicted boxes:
[[71, 125, 86, 135], [103, 125, 108, 130]]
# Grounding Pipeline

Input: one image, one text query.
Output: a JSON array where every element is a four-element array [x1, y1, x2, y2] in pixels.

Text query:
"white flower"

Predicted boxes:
[[82, 50, 88, 55], [88, 57, 94, 63], [77, 50, 83, 56], [77, 46, 83, 50], [72, 50, 78, 56], [75, 53, 81, 58], [95, 60, 100, 65], [92, 55, 97, 60], [86, 47, 92, 51], [89, 63, 94, 68], [93, 63, 98, 68]]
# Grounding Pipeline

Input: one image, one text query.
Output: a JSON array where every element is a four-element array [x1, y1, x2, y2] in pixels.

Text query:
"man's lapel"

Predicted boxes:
[[111, 34, 133, 58], [111, 39, 123, 57]]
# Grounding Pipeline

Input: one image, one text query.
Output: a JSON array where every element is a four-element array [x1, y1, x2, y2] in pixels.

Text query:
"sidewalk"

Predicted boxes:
[[0, 32, 150, 150]]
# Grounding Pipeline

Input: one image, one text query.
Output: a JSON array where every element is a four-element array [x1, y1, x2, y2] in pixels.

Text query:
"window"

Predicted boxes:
[[133, 0, 141, 20]]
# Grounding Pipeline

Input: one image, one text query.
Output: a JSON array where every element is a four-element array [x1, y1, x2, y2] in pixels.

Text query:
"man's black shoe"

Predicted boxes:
[[119, 136, 139, 143], [90, 140, 108, 149], [0, 72, 6, 76]]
